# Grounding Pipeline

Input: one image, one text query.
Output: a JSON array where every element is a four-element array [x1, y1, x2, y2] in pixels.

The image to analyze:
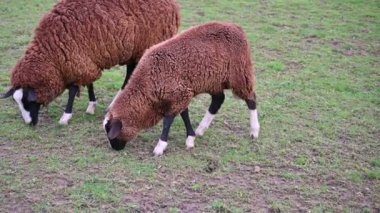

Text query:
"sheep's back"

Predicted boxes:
[[135, 22, 252, 97], [33, 0, 179, 85]]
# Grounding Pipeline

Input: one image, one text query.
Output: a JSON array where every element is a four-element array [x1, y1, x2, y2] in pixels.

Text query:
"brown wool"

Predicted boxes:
[[108, 22, 256, 141], [10, 0, 180, 105]]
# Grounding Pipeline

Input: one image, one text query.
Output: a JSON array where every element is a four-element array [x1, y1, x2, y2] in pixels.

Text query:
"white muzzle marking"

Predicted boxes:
[[103, 113, 110, 130], [13, 89, 32, 124]]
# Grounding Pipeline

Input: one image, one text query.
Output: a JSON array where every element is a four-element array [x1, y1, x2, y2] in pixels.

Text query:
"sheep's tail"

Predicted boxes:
[[231, 46, 255, 101], [231, 70, 254, 101]]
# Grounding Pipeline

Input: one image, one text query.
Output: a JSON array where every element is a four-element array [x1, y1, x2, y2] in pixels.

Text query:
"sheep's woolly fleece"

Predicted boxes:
[[107, 22, 256, 141], [10, 0, 180, 105]]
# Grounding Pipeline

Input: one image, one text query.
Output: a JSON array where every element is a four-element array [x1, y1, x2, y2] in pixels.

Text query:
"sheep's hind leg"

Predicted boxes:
[[195, 93, 225, 136], [246, 98, 260, 139], [107, 63, 137, 111], [86, 84, 96, 114], [153, 116, 175, 156], [180, 108, 196, 149], [59, 84, 79, 125]]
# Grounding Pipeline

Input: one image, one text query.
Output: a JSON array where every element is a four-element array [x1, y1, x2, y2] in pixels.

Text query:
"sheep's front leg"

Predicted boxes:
[[86, 84, 96, 114], [196, 93, 225, 136], [153, 116, 175, 156], [180, 109, 196, 149], [59, 84, 79, 125]]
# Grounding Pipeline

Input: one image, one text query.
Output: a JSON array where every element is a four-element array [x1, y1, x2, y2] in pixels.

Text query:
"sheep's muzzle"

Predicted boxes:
[[109, 138, 127, 150]]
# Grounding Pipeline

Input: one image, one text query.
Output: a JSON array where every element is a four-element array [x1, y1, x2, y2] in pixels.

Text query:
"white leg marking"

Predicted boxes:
[[103, 113, 110, 130], [107, 90, 122, 111], [186, 136, 195, 149], [153, 139, 168, 156], [86, 101, 97, 114], [59, 112, 72, 125], [195, 111, 215, 136], [13, 89, 32, 124], [250, 110, 260, 139]]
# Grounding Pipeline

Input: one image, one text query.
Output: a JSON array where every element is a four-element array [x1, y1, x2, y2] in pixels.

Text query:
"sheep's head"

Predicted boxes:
[[2, 87, 41, 125], [103, 113, 139, 151], [103, 86, 163, 151], [4, 55, 64, 125]]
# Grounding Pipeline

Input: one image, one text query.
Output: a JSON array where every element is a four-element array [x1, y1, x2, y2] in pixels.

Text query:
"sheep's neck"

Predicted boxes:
[[123, 88, 163, 130]]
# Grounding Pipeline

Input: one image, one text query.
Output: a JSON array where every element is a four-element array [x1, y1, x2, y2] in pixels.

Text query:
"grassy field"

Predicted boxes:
[[0, 0, 379, 212]]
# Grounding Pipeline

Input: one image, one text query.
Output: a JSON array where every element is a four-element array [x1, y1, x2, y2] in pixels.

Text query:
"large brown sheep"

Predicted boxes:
[[104, 22, 260, 156], [2, 0, 180, 125]]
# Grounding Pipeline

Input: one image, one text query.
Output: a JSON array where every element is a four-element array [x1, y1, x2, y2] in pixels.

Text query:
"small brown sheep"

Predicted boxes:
[[104, 22, 260, 156], [2, 0, 180, 125]]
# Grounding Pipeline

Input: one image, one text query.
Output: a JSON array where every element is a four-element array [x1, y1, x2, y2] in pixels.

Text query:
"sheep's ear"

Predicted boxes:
[[27, 88, 37, 102], [1, 88, 15, 99], [107, 119, 122, 140]]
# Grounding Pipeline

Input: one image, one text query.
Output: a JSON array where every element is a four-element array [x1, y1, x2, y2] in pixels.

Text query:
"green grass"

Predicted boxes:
[[271, 200, 291, 212], [370, 158, 380, 167], [70, 179, 117, 203], [209, 200, 243, 213], [366, 169, 380, 180], [0, 0, 379, 212], [191, 182, 203, 192], [349, 171, 363, 183]]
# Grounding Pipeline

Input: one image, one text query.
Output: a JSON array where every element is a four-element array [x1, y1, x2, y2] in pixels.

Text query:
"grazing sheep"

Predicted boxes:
[[104, 22, 260, 156], [1, 0, 180, 125]]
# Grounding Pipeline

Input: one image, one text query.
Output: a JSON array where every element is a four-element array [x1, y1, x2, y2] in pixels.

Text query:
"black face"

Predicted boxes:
[[22, 88, 41, 126], [105, 120, 126, 150], [1, 87, 41, 126]]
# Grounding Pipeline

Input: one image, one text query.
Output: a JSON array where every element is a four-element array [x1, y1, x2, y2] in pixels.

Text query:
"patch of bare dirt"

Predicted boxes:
[[222, 123, 245, 137], [204, 159, 219, 173], [260, 0, 269, 9], [123, 193, 158, 212], [272, 23, 294, 29], [285, 61, 303, 74], [262, 49, 282, 60], [2, 189, 34, 213], [196, 11, 205, 17], [0, 139, 15, 158], [304, 35, 320, 44], [301, 35, 324, 52], [120, 165, 268, 212], [330, 40, 377, 57], [44, 174, 74, 190], [119, 161, 380, 212]]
